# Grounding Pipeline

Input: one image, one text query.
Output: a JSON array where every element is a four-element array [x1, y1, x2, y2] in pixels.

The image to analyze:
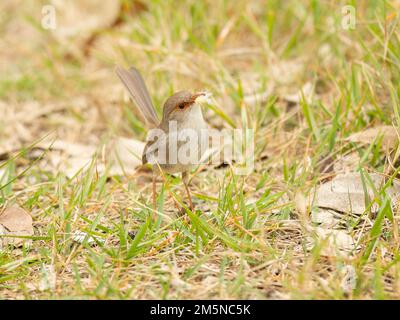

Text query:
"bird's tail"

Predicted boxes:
[[115, 65, 159, 127]]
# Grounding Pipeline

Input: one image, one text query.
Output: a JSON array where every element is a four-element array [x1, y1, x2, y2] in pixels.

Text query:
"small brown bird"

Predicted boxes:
[[115, 65, 209, 212]]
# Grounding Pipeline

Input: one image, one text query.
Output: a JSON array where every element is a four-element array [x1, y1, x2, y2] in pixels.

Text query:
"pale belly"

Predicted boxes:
[[144, 126, 208, 174], [143, 104, 208, 174]]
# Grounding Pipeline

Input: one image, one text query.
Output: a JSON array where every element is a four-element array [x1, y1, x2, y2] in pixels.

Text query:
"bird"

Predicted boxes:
[[115, 65, 209, 213]]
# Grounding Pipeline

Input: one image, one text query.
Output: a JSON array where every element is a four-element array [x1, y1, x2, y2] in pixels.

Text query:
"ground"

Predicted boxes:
[[0, 0, 400, 299]]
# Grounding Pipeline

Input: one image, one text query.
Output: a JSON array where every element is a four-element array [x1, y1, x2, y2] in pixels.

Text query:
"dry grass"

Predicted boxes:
[[1, 0, 400, 299]]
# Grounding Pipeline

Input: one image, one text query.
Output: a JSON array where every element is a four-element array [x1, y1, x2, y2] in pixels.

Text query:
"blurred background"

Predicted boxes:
[[1, 0, 400, 299], [2, 0, 398, 157]]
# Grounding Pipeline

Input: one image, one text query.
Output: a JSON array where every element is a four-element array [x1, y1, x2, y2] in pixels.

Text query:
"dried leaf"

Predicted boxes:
[[313, 173, 400, 215], [106, 137, 145, 176], [49, 140, 97, 157], [347, 126, 398, 150], [0, 206, 34, 248], [40, 139, 98, 178], [38, 137, 145, 178]]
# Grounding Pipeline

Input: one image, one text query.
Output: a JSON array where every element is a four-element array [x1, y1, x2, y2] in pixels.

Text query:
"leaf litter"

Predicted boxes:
[[347, 126, 399, 150], [0, 206, 34, 249], [313, 173, 400, 215]]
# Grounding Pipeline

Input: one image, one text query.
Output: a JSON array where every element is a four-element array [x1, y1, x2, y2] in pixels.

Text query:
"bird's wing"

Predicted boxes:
[[115, 65, 159, 127], [142, 130, 169, 165]]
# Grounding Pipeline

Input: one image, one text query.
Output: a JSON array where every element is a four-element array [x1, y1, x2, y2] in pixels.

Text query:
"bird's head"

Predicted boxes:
[[162, 91, 208, 124]]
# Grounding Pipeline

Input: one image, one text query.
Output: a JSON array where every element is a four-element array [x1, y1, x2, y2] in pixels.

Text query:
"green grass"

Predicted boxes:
[[0, 0, 400, 299]]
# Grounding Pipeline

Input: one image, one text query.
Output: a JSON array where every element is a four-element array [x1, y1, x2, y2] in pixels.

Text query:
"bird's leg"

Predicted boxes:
[[182, 171, 194, 211]]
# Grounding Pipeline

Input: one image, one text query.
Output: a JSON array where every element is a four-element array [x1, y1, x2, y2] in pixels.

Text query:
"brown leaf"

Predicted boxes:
[[313, 173, 400, 215], [37, 139, 98, 178], [38, 136, 145, 178], [347, 126, 399, 150], [0, 206, 34, 248], [106, 137, 145, 176]]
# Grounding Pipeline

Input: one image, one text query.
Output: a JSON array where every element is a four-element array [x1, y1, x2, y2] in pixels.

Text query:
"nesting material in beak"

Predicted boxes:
[[194, 91, 212, 105]]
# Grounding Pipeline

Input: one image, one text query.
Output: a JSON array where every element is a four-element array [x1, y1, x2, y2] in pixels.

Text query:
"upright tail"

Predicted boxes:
[[115, 65, 159, 127]]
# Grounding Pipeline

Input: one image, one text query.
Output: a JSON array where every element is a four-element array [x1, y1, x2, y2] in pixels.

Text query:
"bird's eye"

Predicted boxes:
[[178, 103, 185, 109]]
